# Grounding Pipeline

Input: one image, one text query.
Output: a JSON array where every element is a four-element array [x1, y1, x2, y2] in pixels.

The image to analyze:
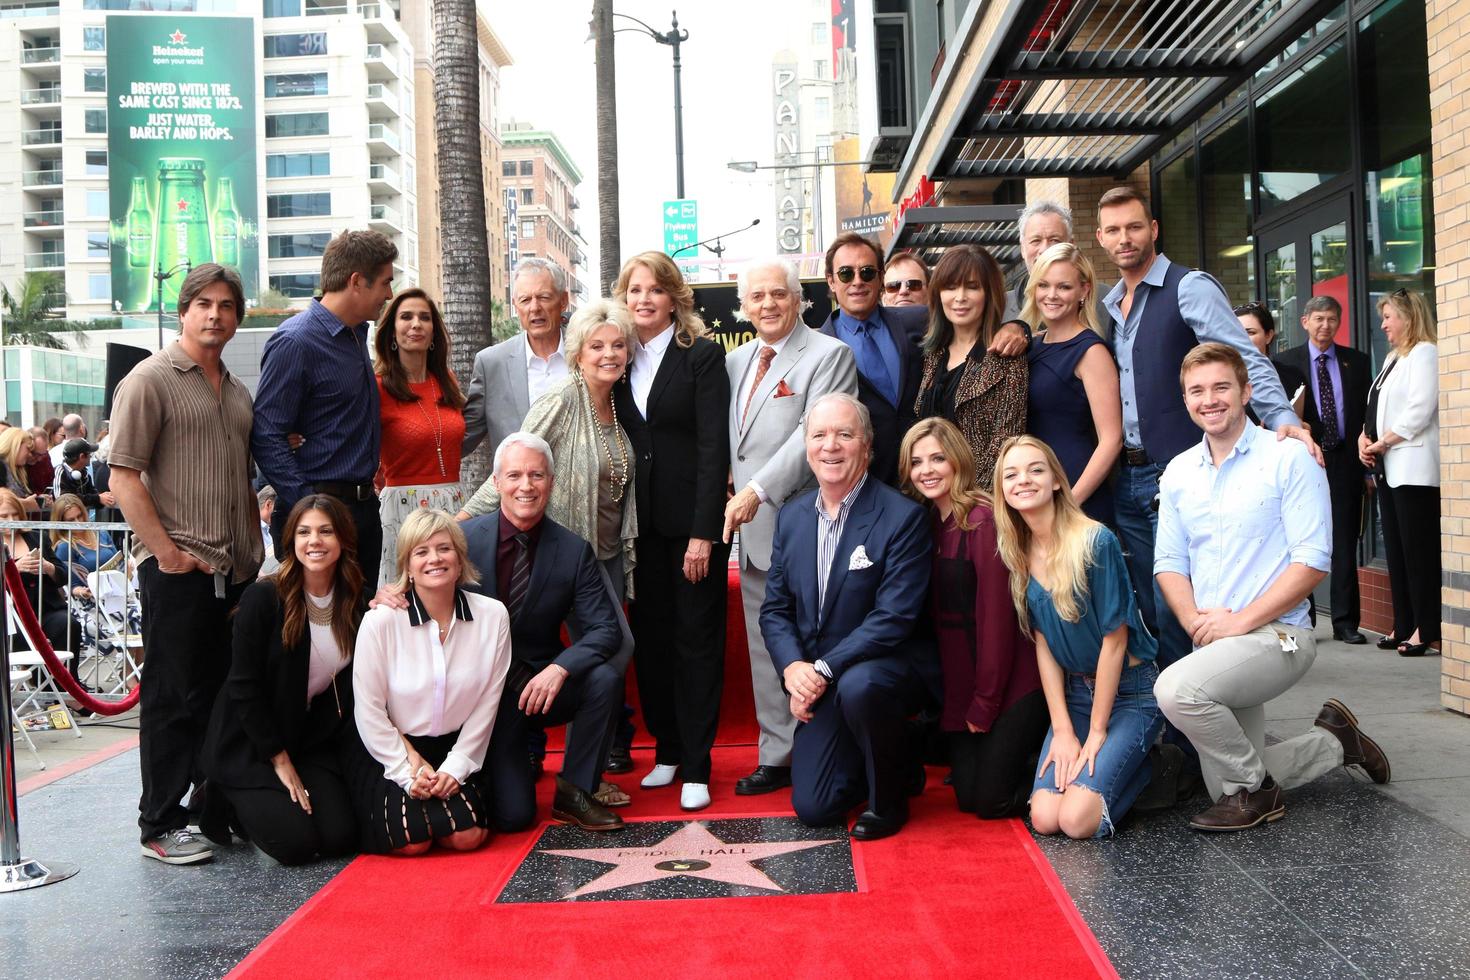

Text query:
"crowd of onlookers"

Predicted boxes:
[[0, 183, 1438, 867]]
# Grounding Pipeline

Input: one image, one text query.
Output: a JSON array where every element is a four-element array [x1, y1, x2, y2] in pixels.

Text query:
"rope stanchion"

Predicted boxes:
[[1, 542, 78, 891], [3, 558, 140, 716]]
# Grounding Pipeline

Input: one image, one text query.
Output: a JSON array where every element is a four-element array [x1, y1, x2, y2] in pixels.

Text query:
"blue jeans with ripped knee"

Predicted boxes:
[[1031, 661, 1164, 837]]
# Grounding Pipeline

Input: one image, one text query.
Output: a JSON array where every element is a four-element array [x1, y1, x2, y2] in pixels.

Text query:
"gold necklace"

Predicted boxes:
[[582, 375, 629, 503], [411, 377, 447, 478], [306, 591, 334, 626]]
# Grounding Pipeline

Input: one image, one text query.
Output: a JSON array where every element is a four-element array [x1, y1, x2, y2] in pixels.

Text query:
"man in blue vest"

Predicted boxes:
[[1096, 185, 1320, 677]]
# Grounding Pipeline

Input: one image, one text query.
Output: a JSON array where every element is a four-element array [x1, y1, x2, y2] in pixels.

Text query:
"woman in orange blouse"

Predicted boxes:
[[373, 289, 468, 587]]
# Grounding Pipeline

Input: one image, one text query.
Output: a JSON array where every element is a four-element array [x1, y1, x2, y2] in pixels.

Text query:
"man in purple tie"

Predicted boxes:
[[1275, 296, 1372, 644]]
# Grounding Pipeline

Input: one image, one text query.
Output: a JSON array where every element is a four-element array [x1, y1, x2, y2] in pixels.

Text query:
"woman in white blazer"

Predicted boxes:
[[1357, 288, 1440, 656]]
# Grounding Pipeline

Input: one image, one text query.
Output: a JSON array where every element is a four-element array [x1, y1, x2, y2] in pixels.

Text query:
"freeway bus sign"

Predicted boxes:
[[663, 199, 698, 258]]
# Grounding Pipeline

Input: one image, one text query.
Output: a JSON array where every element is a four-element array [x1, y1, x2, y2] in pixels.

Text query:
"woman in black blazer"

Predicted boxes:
[[614, 251, 732, 811], [203, 494, 366, 865]]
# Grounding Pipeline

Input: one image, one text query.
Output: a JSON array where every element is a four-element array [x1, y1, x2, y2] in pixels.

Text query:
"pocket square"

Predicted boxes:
[[774, 379, 796, 398], [847, 545, 873, 571]]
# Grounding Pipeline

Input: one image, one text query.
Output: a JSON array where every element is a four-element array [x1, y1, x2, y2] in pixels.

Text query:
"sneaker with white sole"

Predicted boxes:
[[141, 828, 214, 865]]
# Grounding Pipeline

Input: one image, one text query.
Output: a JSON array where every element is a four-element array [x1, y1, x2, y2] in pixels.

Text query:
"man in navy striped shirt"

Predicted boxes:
[[252, 230, 397, 585]]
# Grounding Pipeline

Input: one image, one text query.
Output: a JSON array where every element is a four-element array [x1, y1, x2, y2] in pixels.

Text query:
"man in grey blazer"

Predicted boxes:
[[723, 257, 859, 796], [459, 257, 571, 471]]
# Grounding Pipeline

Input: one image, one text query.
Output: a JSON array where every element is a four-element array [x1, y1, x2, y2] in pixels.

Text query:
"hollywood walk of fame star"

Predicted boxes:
[[540, 821, 840, 899]]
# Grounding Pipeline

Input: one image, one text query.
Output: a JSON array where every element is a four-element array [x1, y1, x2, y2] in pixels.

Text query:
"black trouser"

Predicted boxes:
[[629, 531, 729, 784], [219, 751, 357, 866], [947, 689, 1049, 819], [484, 660, 624, 832], [1375, 478, 1441, 643], [137, 560, 249, 842], [272, 490, 382, 589], [1324, 449, 1366, 631]]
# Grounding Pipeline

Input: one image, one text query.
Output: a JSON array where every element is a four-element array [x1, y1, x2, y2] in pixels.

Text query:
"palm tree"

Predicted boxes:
[[1, 272, 69, 349], [592, 0, 620, 296], [432, 0, 493, 487]]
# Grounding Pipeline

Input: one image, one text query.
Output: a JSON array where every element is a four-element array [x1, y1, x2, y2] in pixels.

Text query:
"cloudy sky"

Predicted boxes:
[[486, 0, 822, 285]]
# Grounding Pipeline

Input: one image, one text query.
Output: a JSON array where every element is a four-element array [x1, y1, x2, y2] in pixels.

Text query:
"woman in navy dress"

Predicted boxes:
[[1022, 243, 1121, 524]]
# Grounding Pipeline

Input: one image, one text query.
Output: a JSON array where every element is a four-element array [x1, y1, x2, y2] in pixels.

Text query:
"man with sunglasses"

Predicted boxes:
[[881, 253, 929, 308], [820, 233, 1028, 484]]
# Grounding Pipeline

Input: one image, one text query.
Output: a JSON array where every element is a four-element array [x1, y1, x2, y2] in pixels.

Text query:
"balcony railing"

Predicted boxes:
[[22, 128, 61, 145], [366, 123, 399, 151], [22, 170, 63, 187], [367, 162, 400, 186], [25, 252, 64, 269], [21, 88, 60, 106], [303, 2, 348, 13], [368, 202, 401, 227], [23, 210, 63, 228], [0, 5, 60, 20], [22, 46, 59, 64], [365, 42, 385, 60]]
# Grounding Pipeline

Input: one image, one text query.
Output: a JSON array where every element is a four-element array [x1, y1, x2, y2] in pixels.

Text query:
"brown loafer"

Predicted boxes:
[[1314, 698, 1391, 784], [1189, 776, 1284, 832], [551, 776, 625, 831]]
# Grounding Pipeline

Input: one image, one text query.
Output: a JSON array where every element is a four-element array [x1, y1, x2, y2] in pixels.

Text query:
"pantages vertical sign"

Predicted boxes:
[[771, 56, 803, 253], [107, 15, 260, 313]]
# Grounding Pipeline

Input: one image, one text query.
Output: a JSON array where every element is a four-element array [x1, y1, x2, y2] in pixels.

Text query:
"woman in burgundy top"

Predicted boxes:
[[901, 417, 1047, 818]]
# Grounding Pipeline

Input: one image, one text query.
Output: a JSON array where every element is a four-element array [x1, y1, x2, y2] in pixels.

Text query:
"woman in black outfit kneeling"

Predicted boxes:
[[203, 494, 365, 865]]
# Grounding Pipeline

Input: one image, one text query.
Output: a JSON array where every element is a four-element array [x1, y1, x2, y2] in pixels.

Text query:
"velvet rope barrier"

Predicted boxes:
[[3, 557, 140, 716]]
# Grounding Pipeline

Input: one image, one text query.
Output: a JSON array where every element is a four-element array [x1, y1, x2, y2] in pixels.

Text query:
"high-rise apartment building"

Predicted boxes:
[[501, 122, 586, 303], [0, 0, 419, 321], [402, 3, 512, 308]]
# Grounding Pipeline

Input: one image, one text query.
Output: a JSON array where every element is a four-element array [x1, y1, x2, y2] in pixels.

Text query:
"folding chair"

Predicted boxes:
[[4, 593, 81, 740], [9, 666, 45, 770]]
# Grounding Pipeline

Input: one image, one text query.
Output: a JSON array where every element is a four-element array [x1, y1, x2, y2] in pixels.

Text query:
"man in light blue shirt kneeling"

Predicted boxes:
[[1153, 342, 1390, 833]]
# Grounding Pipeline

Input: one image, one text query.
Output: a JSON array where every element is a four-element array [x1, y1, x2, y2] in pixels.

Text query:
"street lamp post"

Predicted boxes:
[[612, 11, 689, 199], [153, 260, 191, 351], [728, 158, 876, 255]]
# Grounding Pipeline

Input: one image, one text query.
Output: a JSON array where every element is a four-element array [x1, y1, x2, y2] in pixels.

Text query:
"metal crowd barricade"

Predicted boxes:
[[0, 517, 143, 715]]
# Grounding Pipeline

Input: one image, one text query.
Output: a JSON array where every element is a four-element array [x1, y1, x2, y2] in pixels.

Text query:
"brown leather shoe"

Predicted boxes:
[[1188, 776, 1285, 831], [551, 777, 625, 831], [1314, 698, 1391, 784]]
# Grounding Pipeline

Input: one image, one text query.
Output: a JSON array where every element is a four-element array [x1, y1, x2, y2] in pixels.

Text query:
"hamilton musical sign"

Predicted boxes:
[[496, 817, 858, 904]]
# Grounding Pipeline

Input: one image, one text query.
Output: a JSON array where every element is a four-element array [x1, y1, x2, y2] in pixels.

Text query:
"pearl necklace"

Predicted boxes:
[[412, 376, 447, 479], [581, 375, 629, 504]]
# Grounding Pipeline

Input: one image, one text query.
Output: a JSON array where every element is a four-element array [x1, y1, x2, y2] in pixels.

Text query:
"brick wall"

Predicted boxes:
[[1427, 0, 1470, 713]]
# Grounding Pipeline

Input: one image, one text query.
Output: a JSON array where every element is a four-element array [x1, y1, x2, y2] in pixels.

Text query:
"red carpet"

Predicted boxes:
[[229, 747, 1114, 979]]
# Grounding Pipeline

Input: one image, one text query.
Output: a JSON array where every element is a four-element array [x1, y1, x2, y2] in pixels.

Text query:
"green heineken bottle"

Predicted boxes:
[[153, 157, 212, 309], [212, 176, 240, 268], [125, 176, 152, 269]]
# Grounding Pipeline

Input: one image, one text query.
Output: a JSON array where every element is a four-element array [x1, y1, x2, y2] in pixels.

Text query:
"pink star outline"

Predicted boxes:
[[169, 29, 186, 44], [540, 821, 840, 899]]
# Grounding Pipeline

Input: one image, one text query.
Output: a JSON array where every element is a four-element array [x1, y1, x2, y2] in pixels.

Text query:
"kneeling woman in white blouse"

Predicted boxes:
[[350, 508, 511, 855]]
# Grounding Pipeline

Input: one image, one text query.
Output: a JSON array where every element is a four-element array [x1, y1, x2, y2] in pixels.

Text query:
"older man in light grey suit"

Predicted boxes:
[[459, 258, 571, 474], [722, 257, 858, 796]]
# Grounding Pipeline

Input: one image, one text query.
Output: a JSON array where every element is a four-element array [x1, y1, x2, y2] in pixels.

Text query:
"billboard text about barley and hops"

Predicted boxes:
[[107, 15, 260, 312]]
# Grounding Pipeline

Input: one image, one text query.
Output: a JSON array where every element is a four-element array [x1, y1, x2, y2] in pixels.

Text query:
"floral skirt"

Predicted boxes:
[[378, 481, 465, 587]]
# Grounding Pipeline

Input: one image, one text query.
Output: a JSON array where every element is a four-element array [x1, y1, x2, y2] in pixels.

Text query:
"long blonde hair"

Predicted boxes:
[[1378, 288, 1437, 354], [991, 435, 1102, 631], [1019, 243, 1102, 338], [899, 417, 988, 531], [0, 428, 32, 494]]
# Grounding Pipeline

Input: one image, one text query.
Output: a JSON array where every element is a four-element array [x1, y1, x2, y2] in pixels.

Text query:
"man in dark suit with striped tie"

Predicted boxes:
[[375, 432, 627, 832]]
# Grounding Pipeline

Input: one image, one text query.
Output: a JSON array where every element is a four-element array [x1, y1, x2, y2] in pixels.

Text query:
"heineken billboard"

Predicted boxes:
[[107, 15, 260, 312]]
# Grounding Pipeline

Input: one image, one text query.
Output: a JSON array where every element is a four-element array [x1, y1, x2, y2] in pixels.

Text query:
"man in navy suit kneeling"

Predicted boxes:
[[760, 393, 938, 840]]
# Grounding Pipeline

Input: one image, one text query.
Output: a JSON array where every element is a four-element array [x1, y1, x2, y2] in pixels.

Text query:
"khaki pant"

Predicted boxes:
[[1154, 623, 1343, 800]]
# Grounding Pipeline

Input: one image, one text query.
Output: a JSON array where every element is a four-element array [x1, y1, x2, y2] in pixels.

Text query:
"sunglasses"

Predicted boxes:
[[835, 265, 879, 284], [1232, 302, 1269, 317], [884, 279, 925, 294]]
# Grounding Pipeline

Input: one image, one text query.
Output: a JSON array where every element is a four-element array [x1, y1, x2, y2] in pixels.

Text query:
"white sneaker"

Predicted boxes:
[[641, 764, 678, 789], [680, 782, 711, 811]]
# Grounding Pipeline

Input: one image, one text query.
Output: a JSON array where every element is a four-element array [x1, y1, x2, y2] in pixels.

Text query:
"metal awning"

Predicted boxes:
[[888, 204, 1022, 265], [926, 0, 1343, 182]]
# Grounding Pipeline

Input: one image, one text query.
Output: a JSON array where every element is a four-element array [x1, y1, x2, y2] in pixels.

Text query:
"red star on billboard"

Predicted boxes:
[[170, 29, 186, 44]]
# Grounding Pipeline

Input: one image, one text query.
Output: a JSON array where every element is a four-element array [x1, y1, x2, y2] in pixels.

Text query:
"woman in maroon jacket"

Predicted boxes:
[[901, 417, 1047, 817]]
